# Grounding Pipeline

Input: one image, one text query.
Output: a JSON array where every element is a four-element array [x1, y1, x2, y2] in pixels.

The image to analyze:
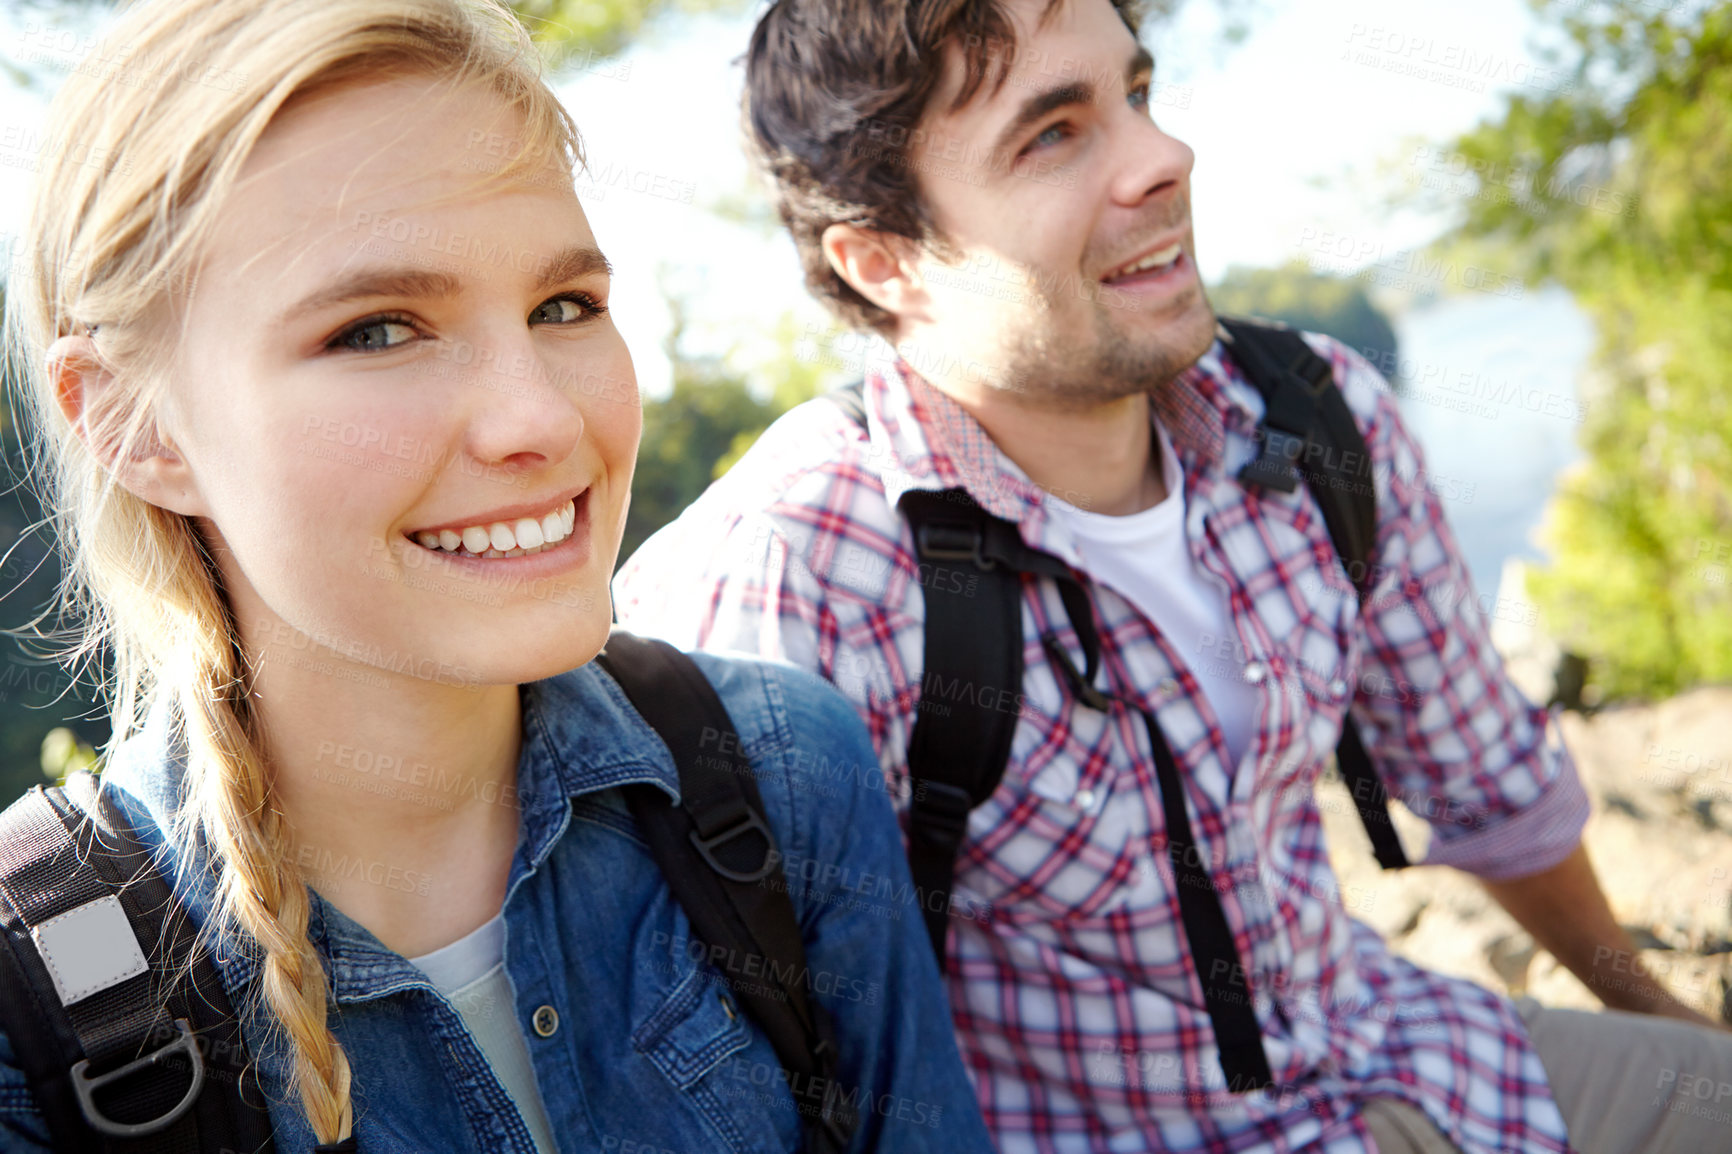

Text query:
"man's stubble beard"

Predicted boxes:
[[995, 277, 1218, 413]]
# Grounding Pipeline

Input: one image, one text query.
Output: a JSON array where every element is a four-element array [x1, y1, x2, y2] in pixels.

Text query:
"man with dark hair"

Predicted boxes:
[[615, 0, 1732, 1150]]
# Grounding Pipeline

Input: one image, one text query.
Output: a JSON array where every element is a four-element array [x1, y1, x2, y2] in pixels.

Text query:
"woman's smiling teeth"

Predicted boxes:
[[412, 498, 577, 559]]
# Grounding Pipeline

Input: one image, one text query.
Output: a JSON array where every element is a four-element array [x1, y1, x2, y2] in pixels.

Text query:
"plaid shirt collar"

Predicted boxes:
[[869, 334, 1260, 559]]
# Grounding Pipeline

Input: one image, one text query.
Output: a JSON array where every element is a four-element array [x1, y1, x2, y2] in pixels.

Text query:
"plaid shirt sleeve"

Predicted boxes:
[[1323, 338, 1591, 881]]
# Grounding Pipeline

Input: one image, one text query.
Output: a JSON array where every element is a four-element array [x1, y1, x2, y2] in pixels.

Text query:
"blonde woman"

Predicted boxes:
[[0, 1, 994, 1151]]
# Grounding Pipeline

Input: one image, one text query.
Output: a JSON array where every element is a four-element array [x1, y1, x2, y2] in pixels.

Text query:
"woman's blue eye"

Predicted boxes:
[[531, 293, 604, 325], [1129, 82, 1151, 113], [333, 316, 417, 353], [328, 292, 604, 354]]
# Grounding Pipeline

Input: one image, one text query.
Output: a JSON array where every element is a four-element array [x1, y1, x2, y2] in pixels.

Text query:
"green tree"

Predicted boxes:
[[621, 304, 838, 566], [507, 0, 748, 68], [623, 369, 777, 568], [1207, 262, 1401, 384], [1435, 0, 1731, 700]]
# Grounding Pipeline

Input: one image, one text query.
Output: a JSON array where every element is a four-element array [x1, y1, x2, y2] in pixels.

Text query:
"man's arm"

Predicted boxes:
[[1320, 340, 1718, 1028], [1314, 334, 1591, 883], [1482, 843, 1725, 1028]]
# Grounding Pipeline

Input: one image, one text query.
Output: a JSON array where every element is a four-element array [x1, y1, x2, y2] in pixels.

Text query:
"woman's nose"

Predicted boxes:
[[451, 332, 587, 472]]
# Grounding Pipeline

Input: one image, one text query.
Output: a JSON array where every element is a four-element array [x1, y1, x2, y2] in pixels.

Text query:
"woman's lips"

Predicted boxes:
[[401, 489, 595, 580]]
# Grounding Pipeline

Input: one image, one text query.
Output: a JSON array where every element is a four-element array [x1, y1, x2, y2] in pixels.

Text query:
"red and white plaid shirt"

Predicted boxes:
[[614, 331, 1588, 1154]]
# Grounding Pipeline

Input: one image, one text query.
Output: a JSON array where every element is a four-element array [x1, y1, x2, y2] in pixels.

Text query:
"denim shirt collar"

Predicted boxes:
[[99, 660, 679, 1005]]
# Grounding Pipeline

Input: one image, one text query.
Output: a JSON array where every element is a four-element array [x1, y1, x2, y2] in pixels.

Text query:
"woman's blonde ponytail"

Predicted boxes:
[[178, 605, 355, 1142], [2, 0, 583, 1142]]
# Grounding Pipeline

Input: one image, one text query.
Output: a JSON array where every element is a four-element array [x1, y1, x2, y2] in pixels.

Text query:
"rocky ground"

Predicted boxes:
[[1319, 685, 1732, 1023]]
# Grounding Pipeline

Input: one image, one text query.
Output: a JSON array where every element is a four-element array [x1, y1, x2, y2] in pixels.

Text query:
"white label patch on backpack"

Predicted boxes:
[[30, 894, 150, 1006]]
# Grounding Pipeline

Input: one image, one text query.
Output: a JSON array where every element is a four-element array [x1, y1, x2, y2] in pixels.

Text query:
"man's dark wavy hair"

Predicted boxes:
[[744, 0, 1144, 336]]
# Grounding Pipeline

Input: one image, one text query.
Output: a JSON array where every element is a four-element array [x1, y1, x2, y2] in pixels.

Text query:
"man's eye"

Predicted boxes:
[[331, 315, 418, 353], [1030, 122, 1071, 151], [531, 292, 606, 325]]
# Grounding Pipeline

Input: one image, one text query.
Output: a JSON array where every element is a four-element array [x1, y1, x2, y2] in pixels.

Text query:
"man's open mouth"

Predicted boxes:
[[1102, 242, 1184, 285]]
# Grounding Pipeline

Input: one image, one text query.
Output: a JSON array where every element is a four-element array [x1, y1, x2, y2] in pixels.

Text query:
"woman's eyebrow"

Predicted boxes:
[[534, 243, 612, 289], [287, 244, 611, 322]]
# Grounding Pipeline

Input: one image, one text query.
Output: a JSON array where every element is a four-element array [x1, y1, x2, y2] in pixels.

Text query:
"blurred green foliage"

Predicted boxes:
[[40, 726, 98, 785], [0, 298, 110, 807], [621, 307, 835, 566], [507, 0, 748, 68], [1436, 0, 1731, 700], [1207, 262, 1401, 384]]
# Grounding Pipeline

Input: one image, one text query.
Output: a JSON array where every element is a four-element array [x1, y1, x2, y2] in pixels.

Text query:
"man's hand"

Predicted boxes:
[[1478, 844, 1728, 1030]]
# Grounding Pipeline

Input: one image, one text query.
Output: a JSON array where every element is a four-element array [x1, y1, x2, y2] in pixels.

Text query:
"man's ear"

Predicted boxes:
[[45, 334, 207, 518], [820, 224, 930, 324]]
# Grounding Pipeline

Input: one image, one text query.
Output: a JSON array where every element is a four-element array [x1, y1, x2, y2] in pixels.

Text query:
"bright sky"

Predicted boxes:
[[0, 0, 1562, 395], [558, 0, 1563, 392]]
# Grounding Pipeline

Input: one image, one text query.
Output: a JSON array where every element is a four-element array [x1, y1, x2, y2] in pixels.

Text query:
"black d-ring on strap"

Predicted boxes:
[[688, 808, 778, 883], [70, 1017, 205, 1138]]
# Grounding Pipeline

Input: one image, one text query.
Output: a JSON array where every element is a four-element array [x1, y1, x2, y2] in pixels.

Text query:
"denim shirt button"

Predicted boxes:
[[532, 1005, 559, 1038], [719, 993, 737, 1021]]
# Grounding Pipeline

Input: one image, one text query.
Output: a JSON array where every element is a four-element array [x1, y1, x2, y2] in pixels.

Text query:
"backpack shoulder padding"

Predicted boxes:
[[594, 631, 856, 1154], [0, 771, 275, 1153], [1219, 315, 1409, 869]]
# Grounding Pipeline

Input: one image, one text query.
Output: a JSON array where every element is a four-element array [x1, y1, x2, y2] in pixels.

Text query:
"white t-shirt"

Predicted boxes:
[[408, 912, 558, 1154], [1046, 419, 1259, 770]]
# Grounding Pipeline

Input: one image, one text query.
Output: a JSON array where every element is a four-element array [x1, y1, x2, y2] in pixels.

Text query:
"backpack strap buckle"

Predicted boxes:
[[909, 780, 974, 853], [688, 808, 777, 884], [1238, 427, 1305, 494], [70, 1016, 204, 1138], [915, 519, 996, 570]]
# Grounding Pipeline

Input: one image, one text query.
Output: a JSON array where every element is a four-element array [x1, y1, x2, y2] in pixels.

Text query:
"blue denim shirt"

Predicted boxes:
[[0, 652, 994, 1153]]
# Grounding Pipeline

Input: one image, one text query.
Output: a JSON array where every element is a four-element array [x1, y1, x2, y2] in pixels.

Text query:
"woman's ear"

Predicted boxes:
[[45, 334, 209, 518], [820, 224, 930, 327]]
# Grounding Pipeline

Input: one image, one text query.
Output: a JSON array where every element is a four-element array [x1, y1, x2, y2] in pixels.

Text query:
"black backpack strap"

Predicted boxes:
[[1220, 316, 1410, 870], [829, 383, 1276, 1089], [896, 488, 1276, 1090], [1220, 317, 1377, 574], [593, 631, 856, 1154], [0, 772, 275, 1153], [827, 378, 868, 429], [894, 490, 1030, 973], [826, 381, 1017, 971], [1137, 707, 1273, 1089]]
